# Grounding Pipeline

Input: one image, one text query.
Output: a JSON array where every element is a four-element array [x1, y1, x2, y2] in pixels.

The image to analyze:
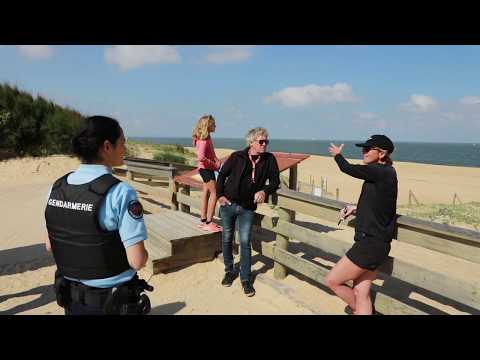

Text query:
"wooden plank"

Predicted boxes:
[[124, 157, 196, 172], [276, 189, 480, 264], [125, 179, 172, 199], [147, 212, 200, 240], [396, 216, 480, 246], [151, 233, 221, 273], [177, 192, 201, 210], [277, 195, 340, 223], [145, 238, 171, 260], [277, 187, 480, 245], [258, 214, 480, 310], [261, 242, 426, 315], [145, 213, 183, 240], [180, 185, 191, 213], [125, 165, 175, 179], [146, 210, 220, 247]]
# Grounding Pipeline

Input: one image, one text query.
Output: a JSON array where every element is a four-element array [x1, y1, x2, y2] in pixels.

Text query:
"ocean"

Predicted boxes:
[[130, 137, 480, 168]]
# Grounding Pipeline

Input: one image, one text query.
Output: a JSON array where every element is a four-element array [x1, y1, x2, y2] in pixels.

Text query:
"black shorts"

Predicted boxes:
[[345, 234, 391, 271], [198, 169, 216, 183]]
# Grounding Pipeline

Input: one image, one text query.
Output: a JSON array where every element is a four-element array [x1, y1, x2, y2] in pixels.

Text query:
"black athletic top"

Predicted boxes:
[[334, 154, 398, 243]]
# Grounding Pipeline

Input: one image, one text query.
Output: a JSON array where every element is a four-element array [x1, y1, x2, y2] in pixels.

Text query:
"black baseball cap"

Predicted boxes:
[[355, 135, 395, 154]]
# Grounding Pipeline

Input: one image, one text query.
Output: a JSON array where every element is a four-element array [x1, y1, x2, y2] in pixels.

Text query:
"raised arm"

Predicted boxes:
[[329, 143, 381, 182]]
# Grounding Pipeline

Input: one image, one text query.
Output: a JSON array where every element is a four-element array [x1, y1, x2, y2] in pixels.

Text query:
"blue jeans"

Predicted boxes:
[[219, 203, 255, 282]]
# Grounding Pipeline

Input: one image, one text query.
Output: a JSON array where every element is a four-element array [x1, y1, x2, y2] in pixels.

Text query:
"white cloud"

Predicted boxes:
[[402, 94, 438, 112], [17, 45, 54, 59], [104, 45, 181, 70], [460, 96, 480, 105], [204, 46, 254, 64], [265, 83, 358, 108]]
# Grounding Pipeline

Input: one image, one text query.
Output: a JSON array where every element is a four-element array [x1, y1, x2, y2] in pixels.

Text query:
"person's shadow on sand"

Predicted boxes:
[[0, 244, 55, 276], [0, 284, 56, 315], [149, 302, 186, 315]]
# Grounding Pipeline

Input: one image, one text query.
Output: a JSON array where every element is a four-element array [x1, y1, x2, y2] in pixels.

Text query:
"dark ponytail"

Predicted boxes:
[[384, 154, 393, 166], [72, 116, 122, 163]]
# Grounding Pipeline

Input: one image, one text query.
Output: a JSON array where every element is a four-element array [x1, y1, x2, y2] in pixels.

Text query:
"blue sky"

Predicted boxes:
[[1, 45, 480, 142]]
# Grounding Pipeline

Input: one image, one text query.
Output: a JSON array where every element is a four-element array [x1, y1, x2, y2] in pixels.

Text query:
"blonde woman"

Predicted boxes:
[[192, 115, 222, 232]]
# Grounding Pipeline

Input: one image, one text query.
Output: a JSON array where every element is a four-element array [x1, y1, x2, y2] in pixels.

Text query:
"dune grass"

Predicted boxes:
[[126, 140, 196, 165], [397, 202, 480, 230]]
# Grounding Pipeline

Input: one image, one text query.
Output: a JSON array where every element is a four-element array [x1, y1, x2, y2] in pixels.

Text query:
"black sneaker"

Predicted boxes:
[[241, 281, 255, 297], [221, 272, 236, 287]]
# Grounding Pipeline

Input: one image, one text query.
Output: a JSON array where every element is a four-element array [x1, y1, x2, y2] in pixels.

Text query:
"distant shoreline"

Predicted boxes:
[[130, 137, 480, 169]]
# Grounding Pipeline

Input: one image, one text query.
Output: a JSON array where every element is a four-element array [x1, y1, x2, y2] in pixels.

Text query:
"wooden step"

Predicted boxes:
[[144, 209, 221, 274]]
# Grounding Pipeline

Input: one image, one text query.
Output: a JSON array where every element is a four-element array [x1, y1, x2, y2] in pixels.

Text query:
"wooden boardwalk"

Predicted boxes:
[[144, 209, 222, 274]]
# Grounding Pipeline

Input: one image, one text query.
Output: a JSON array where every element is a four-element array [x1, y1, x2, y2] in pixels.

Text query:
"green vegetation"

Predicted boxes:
[[148, 144, 196, 165], [398, 202, 480, 230], [0, 83, 86, 157]]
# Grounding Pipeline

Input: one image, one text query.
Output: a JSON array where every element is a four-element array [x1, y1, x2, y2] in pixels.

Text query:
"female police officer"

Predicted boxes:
[[45, 115, 153, 315]]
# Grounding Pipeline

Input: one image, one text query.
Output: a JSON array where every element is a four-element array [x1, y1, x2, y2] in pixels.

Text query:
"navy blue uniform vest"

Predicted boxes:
[[45, 173, 131, 279]]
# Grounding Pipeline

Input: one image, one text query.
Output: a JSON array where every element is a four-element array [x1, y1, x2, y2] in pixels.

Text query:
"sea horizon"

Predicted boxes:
[[130, 137, 480, 168]]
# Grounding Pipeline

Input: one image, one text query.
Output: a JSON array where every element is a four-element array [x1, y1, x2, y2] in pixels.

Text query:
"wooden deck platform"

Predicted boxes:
[[144, 209, 222, 274]]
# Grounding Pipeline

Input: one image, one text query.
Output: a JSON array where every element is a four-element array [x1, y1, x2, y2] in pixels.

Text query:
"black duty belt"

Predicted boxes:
[[54, 271, 154, 314], [69, 281, 114, 307]]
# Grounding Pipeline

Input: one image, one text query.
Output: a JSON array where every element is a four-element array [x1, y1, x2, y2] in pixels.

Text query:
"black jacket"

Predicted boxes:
[[216, 148, 280, 210], [334, 154, 398, 242]]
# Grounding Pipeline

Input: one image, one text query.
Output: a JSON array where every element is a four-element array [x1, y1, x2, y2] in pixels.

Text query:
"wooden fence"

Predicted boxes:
[[121, 159, 480, 314], [171, 181, 480, 315]]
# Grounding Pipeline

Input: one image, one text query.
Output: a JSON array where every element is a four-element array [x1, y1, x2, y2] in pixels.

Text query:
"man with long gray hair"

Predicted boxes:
[[216, 127, 280, 296]]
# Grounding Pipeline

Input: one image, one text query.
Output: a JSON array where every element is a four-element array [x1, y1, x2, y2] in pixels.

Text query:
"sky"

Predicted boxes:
[[1, 45, 480, 142]]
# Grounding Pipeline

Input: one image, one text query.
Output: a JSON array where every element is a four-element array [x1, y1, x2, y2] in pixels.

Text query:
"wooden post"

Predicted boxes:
[[274, 206, 293, 280], [286, 165, 297, 222], [452, 193, 462, 206], [169, 178, 179, 211], [288, 165, 298, 191], [127, 170, 134, 181], [336, 188, 340, 201], [180, 184, 191, 214], [409, 190, 420, 206]]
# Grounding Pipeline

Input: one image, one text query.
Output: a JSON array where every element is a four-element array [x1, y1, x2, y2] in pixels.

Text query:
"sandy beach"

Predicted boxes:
[[1, 150, 479, 315]]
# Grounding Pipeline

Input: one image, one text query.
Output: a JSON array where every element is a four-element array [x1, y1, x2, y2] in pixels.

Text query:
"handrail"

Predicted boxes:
[[277, 187, 480, 245], [276, 187, 480, 264], [139, 177, 480, 314]]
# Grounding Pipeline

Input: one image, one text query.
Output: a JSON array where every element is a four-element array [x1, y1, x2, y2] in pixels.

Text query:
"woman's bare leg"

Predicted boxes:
[[325, 256, 367, 312], [200, 183, 209, 221], [353, 270, 376, 315], [205, 180, 217, 222]]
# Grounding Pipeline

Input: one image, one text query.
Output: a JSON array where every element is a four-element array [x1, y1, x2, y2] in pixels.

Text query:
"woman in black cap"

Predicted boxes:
[[325, 135, 397, 315]]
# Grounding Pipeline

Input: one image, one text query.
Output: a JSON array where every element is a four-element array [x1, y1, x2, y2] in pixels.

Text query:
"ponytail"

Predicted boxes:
[[384, 154, 393, 166]]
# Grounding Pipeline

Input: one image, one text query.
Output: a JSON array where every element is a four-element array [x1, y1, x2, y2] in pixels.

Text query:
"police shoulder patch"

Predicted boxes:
[[128, 200, 144, 219]]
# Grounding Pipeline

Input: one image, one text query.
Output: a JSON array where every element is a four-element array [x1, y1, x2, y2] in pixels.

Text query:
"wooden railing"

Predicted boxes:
[[171, 180, 480, 315], [119, 159, 480, 314]]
